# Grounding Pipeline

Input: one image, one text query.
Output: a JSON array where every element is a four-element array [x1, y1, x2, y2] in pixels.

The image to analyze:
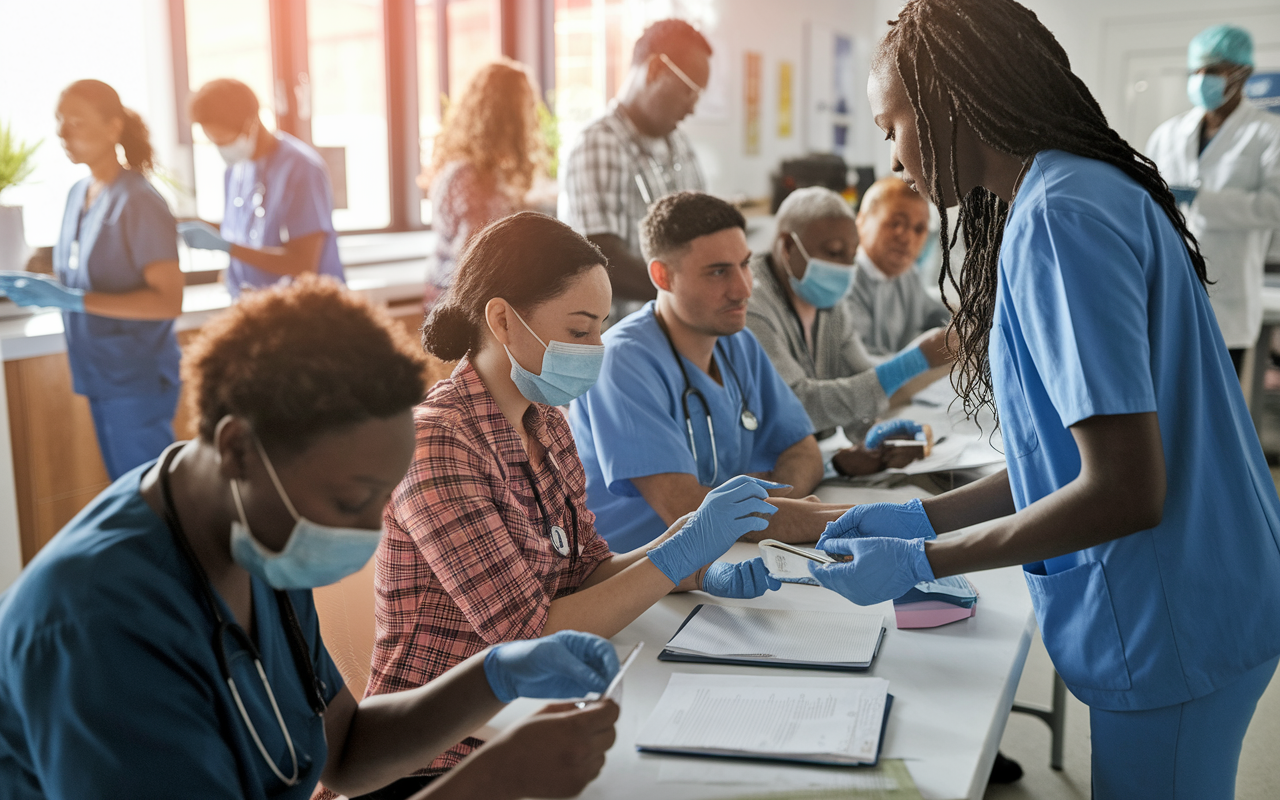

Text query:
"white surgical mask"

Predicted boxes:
[[229, 437, 383, 589], [217, 118, 259, 166]]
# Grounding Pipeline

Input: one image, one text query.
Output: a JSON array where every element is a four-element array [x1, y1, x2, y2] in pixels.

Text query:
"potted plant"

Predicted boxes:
[[0, 121, 42, 272]]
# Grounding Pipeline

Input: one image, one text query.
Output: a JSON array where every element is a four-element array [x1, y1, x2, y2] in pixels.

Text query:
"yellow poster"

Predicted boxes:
[[745, 51, 762, 155], [778, 61, 793, 138]]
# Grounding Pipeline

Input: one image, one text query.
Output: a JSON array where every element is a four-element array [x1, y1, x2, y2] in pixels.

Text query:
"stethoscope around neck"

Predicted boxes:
[[520, 461, 579, 566], [656, 318, 759, 486]]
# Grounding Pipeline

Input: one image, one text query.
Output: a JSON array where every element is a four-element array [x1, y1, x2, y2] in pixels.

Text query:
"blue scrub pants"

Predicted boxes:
[[1090, 655, 1278, 800], [87, 385, 180, 480]]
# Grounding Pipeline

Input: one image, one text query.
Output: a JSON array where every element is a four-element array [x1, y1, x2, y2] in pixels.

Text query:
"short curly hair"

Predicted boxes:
[[183, 276, 427, 453], [639, 191, 745, 263]]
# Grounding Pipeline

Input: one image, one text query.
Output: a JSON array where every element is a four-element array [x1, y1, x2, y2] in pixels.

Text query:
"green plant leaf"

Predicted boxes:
[[0, 121, 42, 201]]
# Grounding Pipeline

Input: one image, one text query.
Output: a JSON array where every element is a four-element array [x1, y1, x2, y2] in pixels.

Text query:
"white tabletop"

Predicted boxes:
[[489, 540, 1034, 800]]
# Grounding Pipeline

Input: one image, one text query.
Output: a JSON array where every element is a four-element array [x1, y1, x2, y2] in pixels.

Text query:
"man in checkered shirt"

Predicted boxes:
[[558, 19, 710, 315]]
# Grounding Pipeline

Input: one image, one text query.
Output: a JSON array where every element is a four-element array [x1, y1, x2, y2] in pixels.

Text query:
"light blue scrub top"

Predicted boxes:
[[570, 302, 815, 552], [221, 133, 344, 297], [993, 150, 1280, 712], [54, 169, 181, 398], [0, 463, 346, 798]]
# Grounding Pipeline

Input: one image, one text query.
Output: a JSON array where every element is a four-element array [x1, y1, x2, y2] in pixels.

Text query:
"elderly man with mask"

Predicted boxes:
[[745, 187, 952, 477], [1147, 25, 1280, 375], [559, 19, 710, 316], [847, 177, 952, 358]]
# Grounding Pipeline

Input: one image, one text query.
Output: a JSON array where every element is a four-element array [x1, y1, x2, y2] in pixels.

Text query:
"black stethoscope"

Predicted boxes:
[[521, 461, 579, 566], [156, 448, 326, 788], [656, 317, 759, 486]]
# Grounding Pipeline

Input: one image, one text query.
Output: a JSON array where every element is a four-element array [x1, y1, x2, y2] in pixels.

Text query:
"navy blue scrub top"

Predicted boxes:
[[993, 150, 1280, 711], [0, 462, 346, 798], [53, 169, 182, 398], [220, 133, 345, 298]]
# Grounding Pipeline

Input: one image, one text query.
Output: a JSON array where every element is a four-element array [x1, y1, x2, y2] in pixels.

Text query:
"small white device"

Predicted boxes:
[[758, 539, 837, 581], [576, 642, 643, 708]]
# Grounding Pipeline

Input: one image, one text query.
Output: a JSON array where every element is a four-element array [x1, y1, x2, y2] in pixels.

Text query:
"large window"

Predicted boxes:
[[177, 0, 527, 235]]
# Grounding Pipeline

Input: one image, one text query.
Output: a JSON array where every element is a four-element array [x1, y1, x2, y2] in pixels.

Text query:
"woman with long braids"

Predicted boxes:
[[810, 1, 1280, 796]]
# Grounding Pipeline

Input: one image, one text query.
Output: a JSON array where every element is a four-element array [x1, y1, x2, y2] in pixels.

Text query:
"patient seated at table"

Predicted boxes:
[[570, 191, 850, 552]]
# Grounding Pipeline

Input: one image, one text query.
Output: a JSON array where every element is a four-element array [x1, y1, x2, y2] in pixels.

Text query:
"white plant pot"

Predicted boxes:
[[0, 206, 29, 272]]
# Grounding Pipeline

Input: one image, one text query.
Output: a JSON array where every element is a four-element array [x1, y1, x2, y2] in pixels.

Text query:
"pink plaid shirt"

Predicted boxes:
[[366, 359, 612, 774]]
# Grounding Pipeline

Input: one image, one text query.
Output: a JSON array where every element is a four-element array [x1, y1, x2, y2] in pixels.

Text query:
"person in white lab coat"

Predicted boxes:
[[1147, 25, 1280, 374]]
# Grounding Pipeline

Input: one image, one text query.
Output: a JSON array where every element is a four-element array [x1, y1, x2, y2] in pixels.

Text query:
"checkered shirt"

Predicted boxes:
[[558, 102, 705, 257], [366, 359, 612, 774]]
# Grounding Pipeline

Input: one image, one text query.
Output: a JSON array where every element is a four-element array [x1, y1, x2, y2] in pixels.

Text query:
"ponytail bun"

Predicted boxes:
[[119, 108, 155, 174], [422, 304, 477, 361]]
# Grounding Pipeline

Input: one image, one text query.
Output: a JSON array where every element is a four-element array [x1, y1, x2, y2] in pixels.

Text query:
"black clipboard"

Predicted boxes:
[[657, 603, 886, 672]]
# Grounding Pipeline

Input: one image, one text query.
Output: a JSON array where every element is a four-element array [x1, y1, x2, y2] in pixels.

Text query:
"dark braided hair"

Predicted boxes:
[[880, 0, 1208, 420]]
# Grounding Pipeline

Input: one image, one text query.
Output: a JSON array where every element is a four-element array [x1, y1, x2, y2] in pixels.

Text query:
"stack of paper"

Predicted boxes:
[[637, 673, 892, 766], [659, 605, 886, 671]]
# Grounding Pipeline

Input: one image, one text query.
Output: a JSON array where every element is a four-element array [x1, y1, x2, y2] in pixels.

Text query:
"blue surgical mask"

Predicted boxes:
[[787, 232, 854, 308], [503, 307, 605, 406], [229, 437, 383, 589], [1187, 73, 1228, 112]]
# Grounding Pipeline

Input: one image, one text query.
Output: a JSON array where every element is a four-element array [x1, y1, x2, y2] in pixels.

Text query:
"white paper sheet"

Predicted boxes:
[[664, 605, 884, 664]]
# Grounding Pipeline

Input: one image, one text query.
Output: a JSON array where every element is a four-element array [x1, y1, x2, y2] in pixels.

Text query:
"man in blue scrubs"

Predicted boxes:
[[180, 79, 345, 297], [570, 191, 845, 552]]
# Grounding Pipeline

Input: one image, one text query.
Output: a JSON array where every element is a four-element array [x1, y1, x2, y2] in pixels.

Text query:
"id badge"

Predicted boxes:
[[67, 240, 80, 271]]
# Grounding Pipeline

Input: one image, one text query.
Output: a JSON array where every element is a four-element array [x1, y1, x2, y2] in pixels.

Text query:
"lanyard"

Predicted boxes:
[[156, 448, 326, 787], [521, 461, 579, 565]]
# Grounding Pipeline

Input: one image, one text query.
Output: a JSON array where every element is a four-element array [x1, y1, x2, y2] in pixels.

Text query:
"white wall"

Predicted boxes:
[[680, 0, 884, 199]]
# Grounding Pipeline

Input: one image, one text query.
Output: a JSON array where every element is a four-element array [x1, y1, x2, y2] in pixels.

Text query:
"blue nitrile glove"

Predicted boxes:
[[818, 497, 937, 549], [483, 630, 620, 703], [874, 346, 930, 396], [178, 220, 232, 252], [647, 475, 787, 584], [0, 274, 85, 312], [1168, 185, 1197, 206], [864, 419, 925, 449], [701, 557, 782, 598], [809, 537, 936, 606]]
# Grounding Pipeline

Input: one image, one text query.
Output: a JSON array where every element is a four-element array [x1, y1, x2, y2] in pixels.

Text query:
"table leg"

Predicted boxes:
[[1011, 670, 1068, 770]]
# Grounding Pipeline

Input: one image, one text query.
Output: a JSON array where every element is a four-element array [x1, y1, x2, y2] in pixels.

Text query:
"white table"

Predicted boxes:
[[489, 536, 1035, 800]]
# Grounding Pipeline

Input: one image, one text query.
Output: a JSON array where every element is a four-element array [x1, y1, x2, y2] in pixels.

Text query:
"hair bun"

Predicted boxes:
[[422, 304, 476, 361]]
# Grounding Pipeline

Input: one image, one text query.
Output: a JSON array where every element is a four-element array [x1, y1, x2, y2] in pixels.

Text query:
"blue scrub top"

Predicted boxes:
[[569, 302, 815, 552], [53, 169, 181, 398], [993, 150, 1280, 712], [221, 133, 344, 297], [0, 463, 346, 798]]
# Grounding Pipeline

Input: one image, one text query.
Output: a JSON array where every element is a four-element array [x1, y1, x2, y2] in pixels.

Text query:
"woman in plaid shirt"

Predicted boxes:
[[366, 213, 784, 794]]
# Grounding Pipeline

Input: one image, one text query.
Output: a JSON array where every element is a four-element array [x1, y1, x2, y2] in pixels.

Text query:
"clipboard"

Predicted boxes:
[[657, 604, 886, 672]]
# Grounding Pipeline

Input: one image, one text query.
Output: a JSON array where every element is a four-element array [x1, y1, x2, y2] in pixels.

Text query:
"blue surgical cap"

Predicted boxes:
[[1188, 25, 1254, 70]]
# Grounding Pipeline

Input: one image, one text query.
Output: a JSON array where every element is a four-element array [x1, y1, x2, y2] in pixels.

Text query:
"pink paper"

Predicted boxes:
[[894, 600, 976, 629]]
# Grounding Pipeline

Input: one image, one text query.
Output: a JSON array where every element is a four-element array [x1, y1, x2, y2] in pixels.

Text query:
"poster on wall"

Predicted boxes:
[[778, 61, 794, 138], [745, 51, 762, 155], [804, 23, 857, 157]]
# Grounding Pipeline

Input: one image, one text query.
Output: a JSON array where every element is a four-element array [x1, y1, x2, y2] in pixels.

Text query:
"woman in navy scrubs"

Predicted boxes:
[[2, 80, 184, 479], [809, 2, 1280, 798]]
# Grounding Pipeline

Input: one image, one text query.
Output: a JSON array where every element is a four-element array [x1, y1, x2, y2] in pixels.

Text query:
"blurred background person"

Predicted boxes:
[[180, 78, 345, 297], [1147, 25, 1280, 376], [0, 79, 183, 480]]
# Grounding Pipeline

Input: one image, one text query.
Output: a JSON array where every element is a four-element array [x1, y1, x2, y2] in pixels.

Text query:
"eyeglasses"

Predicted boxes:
[[659, 53, 704, 100]]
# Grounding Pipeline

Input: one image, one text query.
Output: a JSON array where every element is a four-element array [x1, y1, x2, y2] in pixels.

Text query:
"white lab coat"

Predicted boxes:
[[1146, 101, 1280, 349]]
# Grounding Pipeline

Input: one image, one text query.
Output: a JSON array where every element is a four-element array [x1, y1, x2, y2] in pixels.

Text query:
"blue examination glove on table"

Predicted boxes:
[[648, 475, 785, 584], [0, 273, 85, 312], [809, 537, 936, 606], [864, 419, 925, 449], [1168, 185, 1198, 206], [178, 221, 232, 252], [819, 498, 937, 548], [483, 630, 620, 702], [701, 557, 782, 599]]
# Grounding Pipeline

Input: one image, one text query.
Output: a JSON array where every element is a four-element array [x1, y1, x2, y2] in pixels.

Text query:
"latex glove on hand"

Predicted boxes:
[[647, 475, 787, 584], [1168, 185, 1198, 206], [0, 274, 85, 312], [483, 630, 620, 702], [864, 419, 925, 449], [701, 557, 782, 599], [809, 536, 935, 606], [178, 221, 232, 252], [818, 498, 937, 548]]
